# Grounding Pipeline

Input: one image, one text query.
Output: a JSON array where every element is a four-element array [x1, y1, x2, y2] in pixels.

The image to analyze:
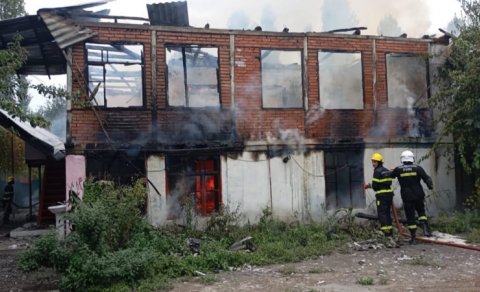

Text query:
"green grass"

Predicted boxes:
[[356, 276, 374, 285]]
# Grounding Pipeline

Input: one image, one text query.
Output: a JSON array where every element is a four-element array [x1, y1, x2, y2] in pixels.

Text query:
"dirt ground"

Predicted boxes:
[[170, 237, 480, 292], [1, 222, 480, 292]]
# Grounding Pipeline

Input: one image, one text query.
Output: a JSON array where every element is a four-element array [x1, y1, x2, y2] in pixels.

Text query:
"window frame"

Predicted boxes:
[[165, 44, 221, 109], [385, 52, 430, 109], [260, 48, 304, 109], [318, 49, 365, 110], [166, 155, 221, 217], [324, 149, 365, 210], [84, 42, 146, 109]]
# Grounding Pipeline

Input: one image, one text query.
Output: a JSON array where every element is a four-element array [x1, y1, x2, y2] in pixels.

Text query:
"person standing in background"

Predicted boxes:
[[2, 176, 14, 224]]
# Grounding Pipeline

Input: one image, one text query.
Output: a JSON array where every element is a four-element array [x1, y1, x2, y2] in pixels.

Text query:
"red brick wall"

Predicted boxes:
[[68, 24, 431, 150]]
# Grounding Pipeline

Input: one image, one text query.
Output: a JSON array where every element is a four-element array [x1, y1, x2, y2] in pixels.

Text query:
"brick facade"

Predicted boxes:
[[68, 23, 433, 152]]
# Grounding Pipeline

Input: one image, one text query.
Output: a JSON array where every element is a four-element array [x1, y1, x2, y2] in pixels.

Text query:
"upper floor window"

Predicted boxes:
[[86, 43, 144, 107], [166, 46, 220, 108], [319, 51, 363, 109], [261, 50, 303, 108], [386, 53, 428, 108]]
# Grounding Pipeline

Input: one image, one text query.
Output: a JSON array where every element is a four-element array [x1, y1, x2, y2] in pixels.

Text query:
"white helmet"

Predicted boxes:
[[400, 150, 415, 163]]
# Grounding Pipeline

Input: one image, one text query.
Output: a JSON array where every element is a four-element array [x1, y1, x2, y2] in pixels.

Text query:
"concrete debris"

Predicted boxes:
[[229, 236, 256, 252], [186, 238, 201, 254], [397, 254, 413, 261], [9, 223, 51, 239], [429, 231, 467, 244], [349, 239, 386, 250]]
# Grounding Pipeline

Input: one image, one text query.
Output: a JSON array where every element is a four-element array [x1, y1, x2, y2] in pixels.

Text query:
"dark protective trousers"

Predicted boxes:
[[376, 195, 393, 236], [403, 198, 427, 231]]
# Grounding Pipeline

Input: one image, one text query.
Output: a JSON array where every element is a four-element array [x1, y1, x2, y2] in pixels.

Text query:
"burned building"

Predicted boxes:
[[1, 2, 456, 225]]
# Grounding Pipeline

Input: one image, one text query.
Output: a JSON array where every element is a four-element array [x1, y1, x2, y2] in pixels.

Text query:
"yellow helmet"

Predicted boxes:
[[371, 153, 383, 162], [7, 176, 14, 183]]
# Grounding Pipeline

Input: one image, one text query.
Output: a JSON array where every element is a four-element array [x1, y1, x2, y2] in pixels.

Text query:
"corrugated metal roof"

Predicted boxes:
[[38, 11, 97, 50], [147, 1, 189, 26], [0, 15, 66, 75], [0, 109, 65, 160]]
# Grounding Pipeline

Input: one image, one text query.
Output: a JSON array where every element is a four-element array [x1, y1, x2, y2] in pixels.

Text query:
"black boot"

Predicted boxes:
[[421, 222, 432, 237], [409, 229, 417, 245]]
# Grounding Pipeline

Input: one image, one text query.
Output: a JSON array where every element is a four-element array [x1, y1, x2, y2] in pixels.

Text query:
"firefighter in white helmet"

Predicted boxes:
[[391, 150, 433, 245], [364, 153, 396, 245]]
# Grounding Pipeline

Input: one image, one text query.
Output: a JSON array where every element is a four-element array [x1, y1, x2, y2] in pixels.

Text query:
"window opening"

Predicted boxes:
[[318, 51, 363, 109], [261, 50, 303, 108], [166, 46, 220, 107], [324, 150, 364, 209], [86, 43, 144, 107], [166, 156, 221, 216], [386, 53, 429, 108]]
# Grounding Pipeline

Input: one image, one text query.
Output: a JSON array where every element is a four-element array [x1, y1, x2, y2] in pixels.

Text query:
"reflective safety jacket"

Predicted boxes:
[[391, 162, 433, 201], [372, 165, 394, 197]]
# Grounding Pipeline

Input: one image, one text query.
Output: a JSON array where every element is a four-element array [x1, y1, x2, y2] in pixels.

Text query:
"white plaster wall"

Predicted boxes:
[[303, 152, 326, 222], [65, 155, 86, 201], [222, 151, 326, 223], [146, 155, 166, 226], [222, 152, 271, 224], [145, 147, 455, 226], [269, 154, 305, 221]]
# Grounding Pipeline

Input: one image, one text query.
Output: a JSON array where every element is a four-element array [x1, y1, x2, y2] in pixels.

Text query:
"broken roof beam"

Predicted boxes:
[[327, 26, 367, 34]]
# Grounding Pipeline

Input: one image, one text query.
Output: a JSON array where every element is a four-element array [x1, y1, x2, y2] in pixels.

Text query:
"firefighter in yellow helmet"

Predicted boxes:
[[364, 153, 395, 245], [2, 176, 15, 224]]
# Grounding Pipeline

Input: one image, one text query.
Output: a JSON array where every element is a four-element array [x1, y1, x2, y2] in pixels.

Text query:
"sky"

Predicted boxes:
[[24, 0, 462, 110]]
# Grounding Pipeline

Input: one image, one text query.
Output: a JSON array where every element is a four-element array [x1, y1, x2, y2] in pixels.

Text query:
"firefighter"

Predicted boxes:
[[391, 150, 433, 245], [364, 153, 395, 243], [2, 176, 14, 224]]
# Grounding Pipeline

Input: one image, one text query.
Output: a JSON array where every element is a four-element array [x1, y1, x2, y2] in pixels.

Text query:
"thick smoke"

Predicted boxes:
[[188, 0, 448, 37]]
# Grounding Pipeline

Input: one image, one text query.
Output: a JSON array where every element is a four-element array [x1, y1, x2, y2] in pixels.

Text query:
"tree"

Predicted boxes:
[[35, 92, 67, 139], [431, 0, 480, 208], [0, 0, 25, 20]]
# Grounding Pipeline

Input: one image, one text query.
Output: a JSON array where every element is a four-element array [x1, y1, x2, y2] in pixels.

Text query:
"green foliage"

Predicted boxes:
[[432, 210, 480, 234], [0, 0, 70, 128], [18, 181, 360, 291], [356, 277, 374, 285], [432, 210, 480, 243], [430, 0, 480, 209], [70, 178, 147, 254], [0, 0, 25, 20], [465, 228, 480, 243]]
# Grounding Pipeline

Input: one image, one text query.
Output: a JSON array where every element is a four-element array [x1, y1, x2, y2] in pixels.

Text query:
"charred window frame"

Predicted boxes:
[[165, 45, 220, 108], [261, 49, 303, 108], [318, 50, 364, 109], [85, 42, 145, 108], [324, 150, 364, 210], [166, 155, 221, 216], [386, 53, 429, 109]]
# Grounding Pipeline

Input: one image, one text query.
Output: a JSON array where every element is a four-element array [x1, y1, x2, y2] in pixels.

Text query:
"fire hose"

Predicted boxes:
[[390, 201, 480, 252]]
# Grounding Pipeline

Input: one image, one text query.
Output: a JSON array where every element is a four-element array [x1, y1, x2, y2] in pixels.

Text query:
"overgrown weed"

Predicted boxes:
[[18, 180, 373, 291]]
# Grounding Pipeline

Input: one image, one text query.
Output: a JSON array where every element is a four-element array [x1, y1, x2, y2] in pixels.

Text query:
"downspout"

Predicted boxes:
[[391, 202, 480, 251]]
